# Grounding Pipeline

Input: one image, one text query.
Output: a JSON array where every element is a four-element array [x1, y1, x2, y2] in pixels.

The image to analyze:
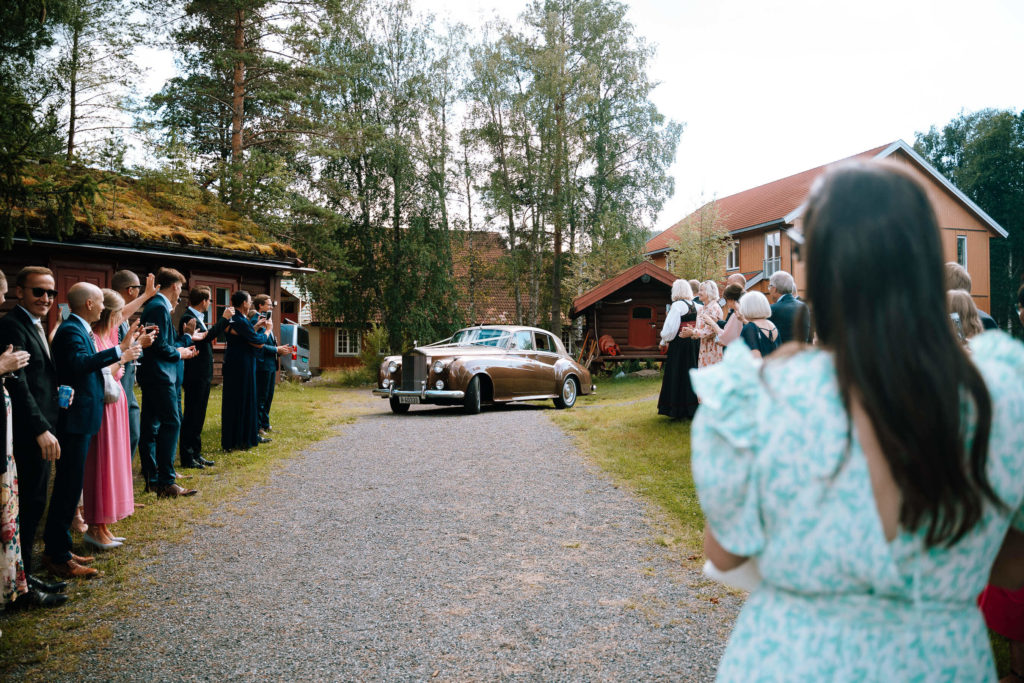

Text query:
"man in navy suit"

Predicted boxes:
[[42, 283, 141, 579], [250, 294, 291, 438], [138, 268, 201, 498], [768, 270, 812, 344], [179, 286, 231, 468]]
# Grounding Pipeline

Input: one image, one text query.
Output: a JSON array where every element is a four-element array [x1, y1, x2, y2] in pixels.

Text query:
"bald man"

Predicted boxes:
[[42, 283, 142, 580]]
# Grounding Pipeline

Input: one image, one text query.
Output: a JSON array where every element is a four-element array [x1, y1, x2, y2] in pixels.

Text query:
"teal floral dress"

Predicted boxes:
[[690, 333, 1024, 682]]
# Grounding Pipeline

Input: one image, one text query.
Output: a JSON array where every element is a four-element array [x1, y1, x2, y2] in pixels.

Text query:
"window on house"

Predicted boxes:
[[726, 241, 739, 271], [957, 235, 967, 269], [190, 276, 239, 346], [764, 231, 781, 277], [335, 328, 361, 356]]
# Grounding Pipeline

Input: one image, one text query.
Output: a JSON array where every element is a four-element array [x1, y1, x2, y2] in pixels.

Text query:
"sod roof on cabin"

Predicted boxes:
[[16, 162, 299, 262]]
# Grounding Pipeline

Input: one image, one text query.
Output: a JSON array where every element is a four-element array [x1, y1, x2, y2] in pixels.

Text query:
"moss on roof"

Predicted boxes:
[[16, 162, 298, 261]]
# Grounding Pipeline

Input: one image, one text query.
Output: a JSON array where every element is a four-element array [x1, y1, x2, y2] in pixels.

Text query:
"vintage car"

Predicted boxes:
[[372, 325, 596, 414]]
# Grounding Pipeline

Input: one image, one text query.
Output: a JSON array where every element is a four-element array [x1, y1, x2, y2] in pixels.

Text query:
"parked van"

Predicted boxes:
[[279, 323, 312, 380]]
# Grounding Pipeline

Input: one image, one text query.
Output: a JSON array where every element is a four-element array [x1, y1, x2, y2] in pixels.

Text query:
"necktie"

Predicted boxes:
[[34, 319, 50, 358]]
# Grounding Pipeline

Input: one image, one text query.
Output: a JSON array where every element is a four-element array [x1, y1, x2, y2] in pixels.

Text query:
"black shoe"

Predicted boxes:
[[257, 436, 272, 444], [7, 588, 69, 611], [196, 456, 215, 467], [27, 574, 67, 594], [180, 460, 205, 469]]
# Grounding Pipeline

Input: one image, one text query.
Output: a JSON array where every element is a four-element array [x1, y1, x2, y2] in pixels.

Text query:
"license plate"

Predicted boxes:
[[399, 396, 420, 404], [301, 357, 308, 363]]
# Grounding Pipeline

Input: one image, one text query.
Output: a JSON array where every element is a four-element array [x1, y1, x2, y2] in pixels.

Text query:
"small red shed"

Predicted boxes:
[[570, 261, 678, 367]]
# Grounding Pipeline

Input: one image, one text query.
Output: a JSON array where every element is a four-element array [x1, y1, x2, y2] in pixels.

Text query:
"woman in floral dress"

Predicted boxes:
[[692, 161, 1024, 680], [693, 280, 724, 368]]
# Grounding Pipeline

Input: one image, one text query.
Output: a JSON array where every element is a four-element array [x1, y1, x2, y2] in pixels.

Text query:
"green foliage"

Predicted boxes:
[[665, 200, 733, 282], [359, 323, 389, 371], [916, 109, 1024, 336]]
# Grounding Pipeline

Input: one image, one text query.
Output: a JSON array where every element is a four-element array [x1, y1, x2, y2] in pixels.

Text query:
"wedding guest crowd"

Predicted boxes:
[[0, 265, 289, 613]]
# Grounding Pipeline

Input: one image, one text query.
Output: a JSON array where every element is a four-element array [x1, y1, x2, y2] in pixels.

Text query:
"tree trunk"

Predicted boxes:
[[66, 25, 80, 160], [231, 8, 246, 199]]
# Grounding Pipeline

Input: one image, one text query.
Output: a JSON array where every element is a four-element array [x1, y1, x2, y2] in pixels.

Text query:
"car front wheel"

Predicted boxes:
[[554, 376, 577, 409], [389, 396, 411, 414], [463, 376, 482, 415]]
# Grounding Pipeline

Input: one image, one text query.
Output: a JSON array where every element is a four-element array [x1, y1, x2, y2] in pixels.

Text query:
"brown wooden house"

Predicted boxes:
[[1, 166, 309, 382], [644, 140, 1009, 312], [570, 260, 678, 365]]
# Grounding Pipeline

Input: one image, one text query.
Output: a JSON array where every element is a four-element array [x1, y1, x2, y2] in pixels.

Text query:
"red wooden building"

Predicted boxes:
[[570, 261, 678, 366]]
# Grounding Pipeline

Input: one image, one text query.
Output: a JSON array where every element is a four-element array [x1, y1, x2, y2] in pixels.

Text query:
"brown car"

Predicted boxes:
[[373, 325, 596, 414]]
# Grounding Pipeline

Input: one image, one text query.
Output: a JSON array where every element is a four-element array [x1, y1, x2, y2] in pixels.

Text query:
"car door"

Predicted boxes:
[[505, 329, 540, 396], [524, 331, 559, 396]]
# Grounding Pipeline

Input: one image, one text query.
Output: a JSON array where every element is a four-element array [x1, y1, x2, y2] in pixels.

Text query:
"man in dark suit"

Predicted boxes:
[[42, 283, 141, 580], [251, 294, 291, 438], [768, 270, 812, 344], [179, 286, 232, 468], [137, 268, 200, 498], [0, 267, 69, 605]]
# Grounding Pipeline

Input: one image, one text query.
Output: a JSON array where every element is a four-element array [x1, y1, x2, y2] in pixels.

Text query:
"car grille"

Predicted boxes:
[[401, 354, 427, 391]]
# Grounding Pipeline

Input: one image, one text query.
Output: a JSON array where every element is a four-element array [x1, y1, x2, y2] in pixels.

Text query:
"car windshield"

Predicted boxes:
[[449, 328, 512, 347]]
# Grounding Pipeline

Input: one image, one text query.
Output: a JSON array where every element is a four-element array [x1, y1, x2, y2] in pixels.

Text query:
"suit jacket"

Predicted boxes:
[[0, 306, 59, 448], [769, 294, 812, 344], [51, 317, 120, 436], [181, 308, 228, 385], [980, 309, 998, 331], [137, 296, 190, 386], [248, 314, 279, 372]]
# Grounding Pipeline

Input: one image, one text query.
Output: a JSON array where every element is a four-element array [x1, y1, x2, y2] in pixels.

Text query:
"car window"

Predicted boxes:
[[513, 331, 533, 350], [281, 325, 293, 345], [535, 332, 556, 353], [297, 326, 309, 350]]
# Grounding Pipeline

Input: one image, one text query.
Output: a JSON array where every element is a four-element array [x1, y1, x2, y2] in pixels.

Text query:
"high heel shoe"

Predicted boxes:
[[83, 533, 122, 550]]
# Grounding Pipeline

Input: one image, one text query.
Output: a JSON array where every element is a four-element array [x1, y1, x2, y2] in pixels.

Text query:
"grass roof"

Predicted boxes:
[[16, 162, 298, 261]]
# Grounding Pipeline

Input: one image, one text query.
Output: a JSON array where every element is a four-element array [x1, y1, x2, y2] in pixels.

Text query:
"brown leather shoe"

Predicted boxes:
[[42, 556, 99, 579], [70, 553, 95, 565], [157, 484, 198, 498]]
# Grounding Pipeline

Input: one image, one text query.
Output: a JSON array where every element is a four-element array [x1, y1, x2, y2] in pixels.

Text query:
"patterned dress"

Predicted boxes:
[[690, 332, 1024, 681], [1, 385, 27, 605], [695, 301, 724, 367]]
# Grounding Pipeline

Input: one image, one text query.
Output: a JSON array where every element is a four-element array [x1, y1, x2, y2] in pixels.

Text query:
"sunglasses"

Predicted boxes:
[[30, 287, 58, 299]]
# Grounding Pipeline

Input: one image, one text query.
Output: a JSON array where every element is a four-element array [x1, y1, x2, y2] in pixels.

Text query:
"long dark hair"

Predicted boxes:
[[803, 161, 998, 547]]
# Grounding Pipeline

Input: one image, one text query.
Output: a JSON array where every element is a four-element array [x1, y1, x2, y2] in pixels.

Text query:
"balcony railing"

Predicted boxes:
[[763, 257, 781, 278]]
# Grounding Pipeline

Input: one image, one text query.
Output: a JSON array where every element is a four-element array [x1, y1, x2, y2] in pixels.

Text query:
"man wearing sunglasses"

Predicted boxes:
[[0, 267, 68, 605]]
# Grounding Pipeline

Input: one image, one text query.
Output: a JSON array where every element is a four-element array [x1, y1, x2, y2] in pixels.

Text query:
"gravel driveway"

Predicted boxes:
[[73, 400, 740, 681]]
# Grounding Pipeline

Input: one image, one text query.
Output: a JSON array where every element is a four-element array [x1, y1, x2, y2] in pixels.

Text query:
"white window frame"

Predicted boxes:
[[725, 240, 739, 271], [335, 328, 361, 357], [956, 235, 967, 269]]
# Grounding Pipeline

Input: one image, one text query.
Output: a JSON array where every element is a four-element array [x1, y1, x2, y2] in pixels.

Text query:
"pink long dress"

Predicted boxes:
[[83, 328, 134, 525]]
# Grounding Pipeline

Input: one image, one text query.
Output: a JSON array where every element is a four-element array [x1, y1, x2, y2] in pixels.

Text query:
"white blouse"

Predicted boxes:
[[660, 299, 701, 344]]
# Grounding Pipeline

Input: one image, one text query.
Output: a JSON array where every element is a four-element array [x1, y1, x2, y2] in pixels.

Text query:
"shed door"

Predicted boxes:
[[628, 306, 657, 348]]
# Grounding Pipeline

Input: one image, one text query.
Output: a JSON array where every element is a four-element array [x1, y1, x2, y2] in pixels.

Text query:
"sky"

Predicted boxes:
[[416, 0, 1024, 230], [135, 0, 1023, 233]]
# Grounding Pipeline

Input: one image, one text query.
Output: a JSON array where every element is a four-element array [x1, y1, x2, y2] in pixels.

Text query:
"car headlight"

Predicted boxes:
[[387, 361, 398, 375], [382, 378, 391, 389], [435, 380, 444, 390], [431, 360, 446, 374]]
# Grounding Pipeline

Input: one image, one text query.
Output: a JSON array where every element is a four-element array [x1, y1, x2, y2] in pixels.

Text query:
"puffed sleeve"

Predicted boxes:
[[660, 301, 685, 344], [970, 332, 1024, 532], [689, 339, 766, 556]]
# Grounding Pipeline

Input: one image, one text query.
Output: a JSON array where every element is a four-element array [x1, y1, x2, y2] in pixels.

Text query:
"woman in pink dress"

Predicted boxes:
[[693, 280, 724, 368], [83, 289, 136, 549]]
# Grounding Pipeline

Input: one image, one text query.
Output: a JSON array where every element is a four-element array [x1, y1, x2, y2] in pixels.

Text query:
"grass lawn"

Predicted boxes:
[[549, 373, 706, 559], [0, 380, 368, 680]]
